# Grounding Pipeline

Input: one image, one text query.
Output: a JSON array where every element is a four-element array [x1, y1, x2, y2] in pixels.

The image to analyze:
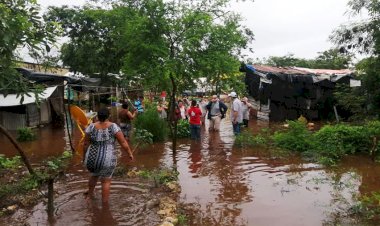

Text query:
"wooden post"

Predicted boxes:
[[47, 178, 55, 220]]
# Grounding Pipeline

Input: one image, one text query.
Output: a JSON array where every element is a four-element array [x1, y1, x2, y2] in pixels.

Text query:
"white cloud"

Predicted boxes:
[[232, 0, 365, 59], [37, 0, 86, 7], [36, 0, 366, 60]]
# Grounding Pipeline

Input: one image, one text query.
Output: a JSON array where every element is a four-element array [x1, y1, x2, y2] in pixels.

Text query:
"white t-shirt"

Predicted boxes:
[[230, 98, 243, 123], [179, 106, 187, 119], [242, 102, 252, 120]]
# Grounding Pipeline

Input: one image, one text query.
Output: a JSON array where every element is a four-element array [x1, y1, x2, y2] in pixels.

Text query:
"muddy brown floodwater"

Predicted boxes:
[[2, 119, 380, 226]]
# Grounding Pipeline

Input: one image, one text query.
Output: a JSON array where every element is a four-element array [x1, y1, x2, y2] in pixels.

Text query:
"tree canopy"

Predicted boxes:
[[331, 0, 380, 56], [330, 0, 380, 117], [45, 0, 253, 94], [0, 0, 57, 96], [258, 49, 352, 70]]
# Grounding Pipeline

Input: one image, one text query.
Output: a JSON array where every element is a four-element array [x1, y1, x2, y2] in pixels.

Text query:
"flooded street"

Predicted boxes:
[[2, 119, 380, 225], [173, 121, 377, 226]]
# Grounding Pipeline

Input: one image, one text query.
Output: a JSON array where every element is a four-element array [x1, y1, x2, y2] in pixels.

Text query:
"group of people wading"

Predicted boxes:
[[81, 92, 253, 206]]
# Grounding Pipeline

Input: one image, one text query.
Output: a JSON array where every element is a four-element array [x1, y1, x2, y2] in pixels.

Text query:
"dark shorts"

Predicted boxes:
[[120, 123, 132, 138]]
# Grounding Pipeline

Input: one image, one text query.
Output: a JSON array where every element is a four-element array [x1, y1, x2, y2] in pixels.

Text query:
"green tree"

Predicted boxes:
[[313, 49, 352, 69], [45, 0, 253, 151], [0, 0, 56, 96], [331, 0, 380, 117], [264, 53, 312, 68], [45, 6, 127, 77], [331, 0, 380, 55], [263, 50, 351, 69], [0, 0, 58, 175], [119, 0, 253, 151]]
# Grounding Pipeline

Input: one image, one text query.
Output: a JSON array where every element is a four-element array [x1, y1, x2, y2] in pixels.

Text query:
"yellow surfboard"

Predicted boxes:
[[69, 105, 96, 138]]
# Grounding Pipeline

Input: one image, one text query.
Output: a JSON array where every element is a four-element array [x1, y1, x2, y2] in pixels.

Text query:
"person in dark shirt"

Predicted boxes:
[[206, 95, 228, 132]]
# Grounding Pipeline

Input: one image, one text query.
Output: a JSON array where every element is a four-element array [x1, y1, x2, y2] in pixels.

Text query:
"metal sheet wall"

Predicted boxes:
[[0, 111, 27, 130]]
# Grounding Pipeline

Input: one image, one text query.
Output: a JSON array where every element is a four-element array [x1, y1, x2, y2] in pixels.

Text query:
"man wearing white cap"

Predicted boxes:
[[228, 91, 243, 135]]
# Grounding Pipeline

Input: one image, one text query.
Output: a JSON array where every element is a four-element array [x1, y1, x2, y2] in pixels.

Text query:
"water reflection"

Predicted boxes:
[[177, 121, 253, 225], [188, 141, 202, 175], [91, 203, 117, 226], [0, 125, 67, 162]]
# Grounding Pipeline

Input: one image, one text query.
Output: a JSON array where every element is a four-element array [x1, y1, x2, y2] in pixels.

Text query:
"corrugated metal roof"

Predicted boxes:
[[253, 65, 353, 76], [253, 65, 310, 75], [293, 67, 352, 76], [0, 86, 57, 107]]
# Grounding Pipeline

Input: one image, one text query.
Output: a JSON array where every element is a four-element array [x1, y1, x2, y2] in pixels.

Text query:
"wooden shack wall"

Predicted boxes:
[[245, 72, 347, 121]]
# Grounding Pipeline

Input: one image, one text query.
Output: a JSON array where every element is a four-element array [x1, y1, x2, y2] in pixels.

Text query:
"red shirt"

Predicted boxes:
[[187, 106, 202, 125]]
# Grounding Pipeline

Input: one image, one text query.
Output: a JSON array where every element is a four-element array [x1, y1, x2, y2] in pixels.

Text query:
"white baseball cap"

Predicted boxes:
[[228, 91, 237, 98]]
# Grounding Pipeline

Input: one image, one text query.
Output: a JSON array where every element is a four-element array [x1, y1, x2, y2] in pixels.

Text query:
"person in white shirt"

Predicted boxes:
[[178, 100, 187, 120], [241, 97, 253, 128], [228, 91, 243, 135], [199, 97, 209, 126]]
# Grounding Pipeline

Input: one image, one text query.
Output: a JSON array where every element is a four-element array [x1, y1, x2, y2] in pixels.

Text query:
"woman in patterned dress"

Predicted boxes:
[[83, 108, 134, 204]]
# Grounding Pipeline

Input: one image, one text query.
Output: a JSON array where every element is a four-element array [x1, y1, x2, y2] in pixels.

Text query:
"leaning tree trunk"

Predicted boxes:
[[0, 124, 35, 175], [169, 73, 178, 154]]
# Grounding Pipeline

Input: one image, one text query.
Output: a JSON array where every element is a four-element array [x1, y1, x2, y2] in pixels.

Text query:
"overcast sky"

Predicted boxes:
[[37, 0, 364, 60]]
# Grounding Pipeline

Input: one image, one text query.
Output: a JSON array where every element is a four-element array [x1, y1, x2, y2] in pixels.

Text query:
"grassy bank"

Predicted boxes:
[[235, 120, 380, 166]]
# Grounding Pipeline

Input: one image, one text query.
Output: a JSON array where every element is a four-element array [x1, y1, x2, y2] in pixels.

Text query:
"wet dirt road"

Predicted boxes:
[[2, 119, 380, 225]]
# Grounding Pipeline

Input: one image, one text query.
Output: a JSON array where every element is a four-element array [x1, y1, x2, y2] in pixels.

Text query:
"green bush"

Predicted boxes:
[[176, 119, 190, 138], [177, 213, 188, 225], [0, 155, 21, 169], [0, 174, 40, 201], [271, 120, 380, 165], [273, 120, 313, 152], [137, 168, 179, 184], [366, 120, 380, 138], [132, 129, 154, 147], [351, 192, 380, 221], [153, 168, 179, 184], [133, 106, 169, 142], [313, 124, 369, 162], [17, 127, 36, 142], [235, 131, 267, 148], [43, 150, 73, 174]]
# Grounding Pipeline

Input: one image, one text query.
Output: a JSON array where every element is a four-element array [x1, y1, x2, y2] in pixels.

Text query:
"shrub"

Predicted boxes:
[[177, 213, 188, 225], [0, 155, 21, 169], [133, 106, 169, 142], [0, 174, 40, 201], [132, 129, 154, 147], [17, 127, 36, 142], [271, 120, 380, 165], [366, 121, 380, 139], [272, 120, 313, 152], [43, 150, 73, 174], [234, 131, 267, 148], [153, 168, 179, 184], [351, 192, 380, 221], [313, 124, 369, 161], [176, 119, 190, 138], [137, 168, 179, 184]]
